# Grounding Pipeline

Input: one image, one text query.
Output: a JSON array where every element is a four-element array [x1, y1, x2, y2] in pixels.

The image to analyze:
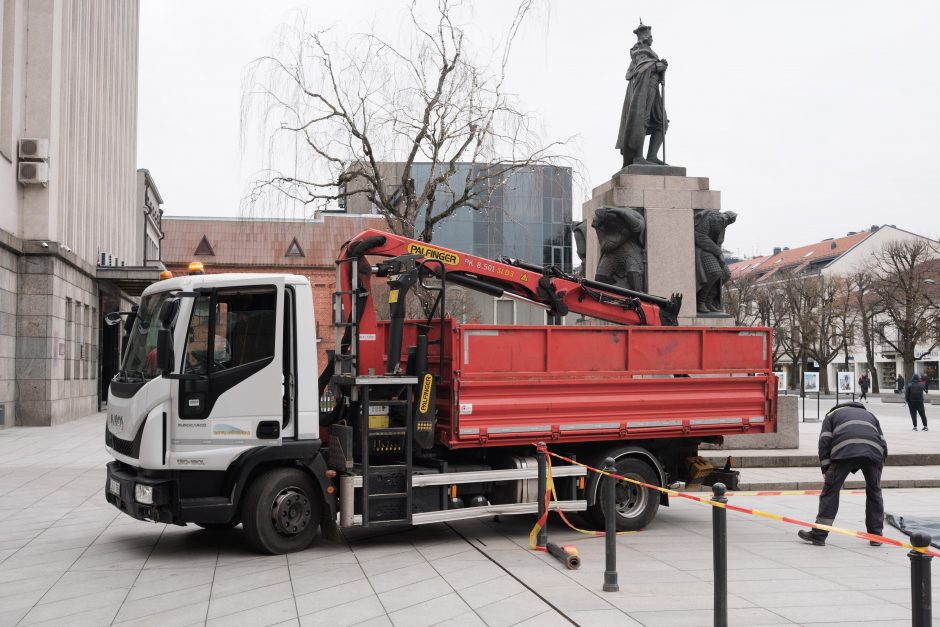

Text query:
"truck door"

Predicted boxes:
[[282, 286, 297, 438], [173, 280, 285, 463]]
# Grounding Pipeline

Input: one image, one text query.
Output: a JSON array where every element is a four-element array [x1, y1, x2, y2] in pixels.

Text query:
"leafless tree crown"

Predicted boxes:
[[241, 0, 573, 241]]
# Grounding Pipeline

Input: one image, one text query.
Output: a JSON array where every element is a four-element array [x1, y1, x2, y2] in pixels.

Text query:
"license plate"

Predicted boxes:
[[108, 478, 121, 497]]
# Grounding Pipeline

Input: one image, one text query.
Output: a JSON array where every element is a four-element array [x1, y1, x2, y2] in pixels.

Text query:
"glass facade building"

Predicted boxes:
[[410, 164, 573, 273]]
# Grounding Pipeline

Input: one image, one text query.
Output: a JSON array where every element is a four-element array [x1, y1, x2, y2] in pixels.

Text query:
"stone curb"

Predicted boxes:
[[686, 478, 940, 492], [735, 478, 940, 491], [701, 453, 940, 468]]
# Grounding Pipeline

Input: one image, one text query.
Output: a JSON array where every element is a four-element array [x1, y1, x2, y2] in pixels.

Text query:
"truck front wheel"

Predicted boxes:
[[587, 457, 660, 531], [242, 468, 322, 554]]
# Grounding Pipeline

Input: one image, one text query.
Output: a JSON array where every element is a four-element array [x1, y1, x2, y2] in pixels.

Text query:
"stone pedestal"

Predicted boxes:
[[583, 171, 731, 326]]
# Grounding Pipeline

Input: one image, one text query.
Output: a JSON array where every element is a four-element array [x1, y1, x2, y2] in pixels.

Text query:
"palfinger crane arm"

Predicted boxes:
[[338, 229, 681, 327]]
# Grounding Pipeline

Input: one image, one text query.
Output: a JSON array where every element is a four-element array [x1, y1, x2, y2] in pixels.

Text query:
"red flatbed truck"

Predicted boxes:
[[104, 229, 776, 554]]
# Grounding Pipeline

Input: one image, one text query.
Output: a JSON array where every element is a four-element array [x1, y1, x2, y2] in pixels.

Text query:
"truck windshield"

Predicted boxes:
[[119, 291, 175, 382]]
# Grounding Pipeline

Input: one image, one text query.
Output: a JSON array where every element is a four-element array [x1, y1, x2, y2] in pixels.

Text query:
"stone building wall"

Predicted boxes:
[[15, 253, 98, 425], [0, 245, 17, 428]]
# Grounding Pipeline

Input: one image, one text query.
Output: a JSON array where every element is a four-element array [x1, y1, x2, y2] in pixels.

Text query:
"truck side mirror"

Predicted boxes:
[[156, 328, 175, 374]]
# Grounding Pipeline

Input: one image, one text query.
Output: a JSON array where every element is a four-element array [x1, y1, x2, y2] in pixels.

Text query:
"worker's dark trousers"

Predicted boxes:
[[908, 401, 927, 428], [813, 460, 883, 538]]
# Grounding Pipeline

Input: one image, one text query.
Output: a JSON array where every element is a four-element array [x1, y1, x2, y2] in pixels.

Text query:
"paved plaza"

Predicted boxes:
[[1, 406, 938, 627]]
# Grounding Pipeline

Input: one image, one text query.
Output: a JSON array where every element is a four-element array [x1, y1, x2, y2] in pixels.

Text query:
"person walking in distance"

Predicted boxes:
[[858, 372, 870, 403], [905, 373, 928, 431], [896, 373, 905, 393], [798, 402, 888, 546]]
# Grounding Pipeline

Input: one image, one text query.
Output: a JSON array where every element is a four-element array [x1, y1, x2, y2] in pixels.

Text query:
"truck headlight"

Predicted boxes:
[[135, 484, 153, 504]]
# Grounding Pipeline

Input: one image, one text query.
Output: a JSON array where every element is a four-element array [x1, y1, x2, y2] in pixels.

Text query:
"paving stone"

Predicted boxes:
[[295, 578, 374, 616], [377, 575, 453, 613], [207, 580, 295, 619], [387, 592, 473, 627], [567, 608, 641, 626], [474, 591, 552, 627], [454, 574, 525, 609], [298, 595, 386, 627], [205, 598, 298, 626], [114, 583, 212, 623], [628, 607, 792, 626]]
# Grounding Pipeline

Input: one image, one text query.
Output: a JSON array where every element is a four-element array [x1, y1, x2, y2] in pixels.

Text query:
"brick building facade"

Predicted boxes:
[[161, 214, 388, 370]]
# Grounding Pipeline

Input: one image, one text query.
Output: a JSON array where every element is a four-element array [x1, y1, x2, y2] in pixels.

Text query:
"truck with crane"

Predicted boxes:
[[104, 229, 776, 554]]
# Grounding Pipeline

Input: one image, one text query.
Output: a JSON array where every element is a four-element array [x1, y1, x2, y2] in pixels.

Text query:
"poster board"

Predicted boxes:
[[837, 372, 854, 393], [803, 372, 820, 394], [774, 371, 787, 392]]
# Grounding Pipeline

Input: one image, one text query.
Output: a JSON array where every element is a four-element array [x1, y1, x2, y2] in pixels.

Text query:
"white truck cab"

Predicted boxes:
[[105, 272, 334, 553]]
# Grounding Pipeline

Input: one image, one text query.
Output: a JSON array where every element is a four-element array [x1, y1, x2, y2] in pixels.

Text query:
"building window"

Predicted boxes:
[[83, 304, 90, 379], [74, 301, 82, 380], [495, 299, 514, 325], [195, 235, 215, 256], [285, 237, 305, 257], [65, 298, 72, 380]]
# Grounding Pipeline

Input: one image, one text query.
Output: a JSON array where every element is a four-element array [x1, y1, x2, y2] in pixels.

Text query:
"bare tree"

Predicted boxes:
[[722, 274, 758, 326], [242, 1, 573, 241], [371, 281, 481, 323], [848, 269, 882, 393], [799, 275, 849, 394], [870, 240, 940, 380], [776, 271, 816, 393], [753, 283, 790, 371]]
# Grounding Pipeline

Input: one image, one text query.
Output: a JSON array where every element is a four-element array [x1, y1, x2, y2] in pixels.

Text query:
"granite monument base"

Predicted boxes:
[[583, 170, 720, 325], [619, 164, 687, 177]]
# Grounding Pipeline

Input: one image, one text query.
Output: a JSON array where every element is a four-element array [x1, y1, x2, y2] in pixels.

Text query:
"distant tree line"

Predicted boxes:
[[723, 239, 940, 394]]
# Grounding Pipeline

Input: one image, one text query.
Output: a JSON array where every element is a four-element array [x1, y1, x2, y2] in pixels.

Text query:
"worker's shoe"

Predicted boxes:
[[869, 540, 883, 547], [798, 530, 826, 546]]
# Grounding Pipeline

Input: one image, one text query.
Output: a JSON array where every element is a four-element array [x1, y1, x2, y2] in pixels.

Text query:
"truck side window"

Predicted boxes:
[[183, 288, 277, 374], [221, 288, 276, 368], [183, 295, 212, 374]]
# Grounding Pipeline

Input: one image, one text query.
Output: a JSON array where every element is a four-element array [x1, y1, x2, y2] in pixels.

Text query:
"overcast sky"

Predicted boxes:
[[139, 0, 940, 258]]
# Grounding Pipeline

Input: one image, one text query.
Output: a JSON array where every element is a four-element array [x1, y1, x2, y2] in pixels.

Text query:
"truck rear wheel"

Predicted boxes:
[[242, 468, 321, 554], [587, 457, 660, 531]]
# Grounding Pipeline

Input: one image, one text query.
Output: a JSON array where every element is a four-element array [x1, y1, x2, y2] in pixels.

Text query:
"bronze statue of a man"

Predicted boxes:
[[694, 210, 737, 314], [592, 206, 646, 292], [615, 22, 668, 168]]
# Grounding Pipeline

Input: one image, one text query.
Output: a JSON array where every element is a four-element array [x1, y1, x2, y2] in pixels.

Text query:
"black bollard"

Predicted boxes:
[[536, 442, 547, 548], [909, 531, 933, 627], [602, 457, 619, 592], [712, 482, 728, 627]]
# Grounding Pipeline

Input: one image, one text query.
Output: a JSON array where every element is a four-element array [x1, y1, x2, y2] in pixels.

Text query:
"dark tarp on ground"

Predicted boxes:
[[886, 513, 940, 548]]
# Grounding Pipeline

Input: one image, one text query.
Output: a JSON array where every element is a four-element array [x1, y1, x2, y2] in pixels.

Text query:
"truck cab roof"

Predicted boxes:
[[140, 272, 311, 297]]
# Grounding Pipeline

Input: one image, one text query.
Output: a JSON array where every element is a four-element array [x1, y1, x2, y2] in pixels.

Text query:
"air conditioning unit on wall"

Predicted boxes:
[[18, 161, 49, 185], [18, 138, 50, 160]]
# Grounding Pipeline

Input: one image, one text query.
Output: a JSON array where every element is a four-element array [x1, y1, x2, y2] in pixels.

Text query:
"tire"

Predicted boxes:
[[586, 457, 660, 531], [242, 468, 322, 554]]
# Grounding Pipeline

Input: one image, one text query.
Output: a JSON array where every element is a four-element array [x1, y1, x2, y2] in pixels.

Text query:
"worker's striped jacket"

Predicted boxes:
[[818, 402, 888, 471]]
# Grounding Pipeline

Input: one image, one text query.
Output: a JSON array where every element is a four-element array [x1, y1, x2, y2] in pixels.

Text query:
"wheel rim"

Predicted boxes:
[[271, 486, 312, 536], [614, 474, 648, 519]]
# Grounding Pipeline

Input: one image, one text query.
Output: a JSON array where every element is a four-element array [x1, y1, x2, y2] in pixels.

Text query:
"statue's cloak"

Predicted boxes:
[[615, 43, 664, 154]]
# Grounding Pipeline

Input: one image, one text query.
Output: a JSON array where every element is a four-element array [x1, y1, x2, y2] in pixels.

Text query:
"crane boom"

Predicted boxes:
[[338, 229, 682, 327]]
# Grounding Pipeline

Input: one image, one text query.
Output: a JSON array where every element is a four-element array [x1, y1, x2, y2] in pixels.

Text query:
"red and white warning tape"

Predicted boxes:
[[532, 444, 939, 557]]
